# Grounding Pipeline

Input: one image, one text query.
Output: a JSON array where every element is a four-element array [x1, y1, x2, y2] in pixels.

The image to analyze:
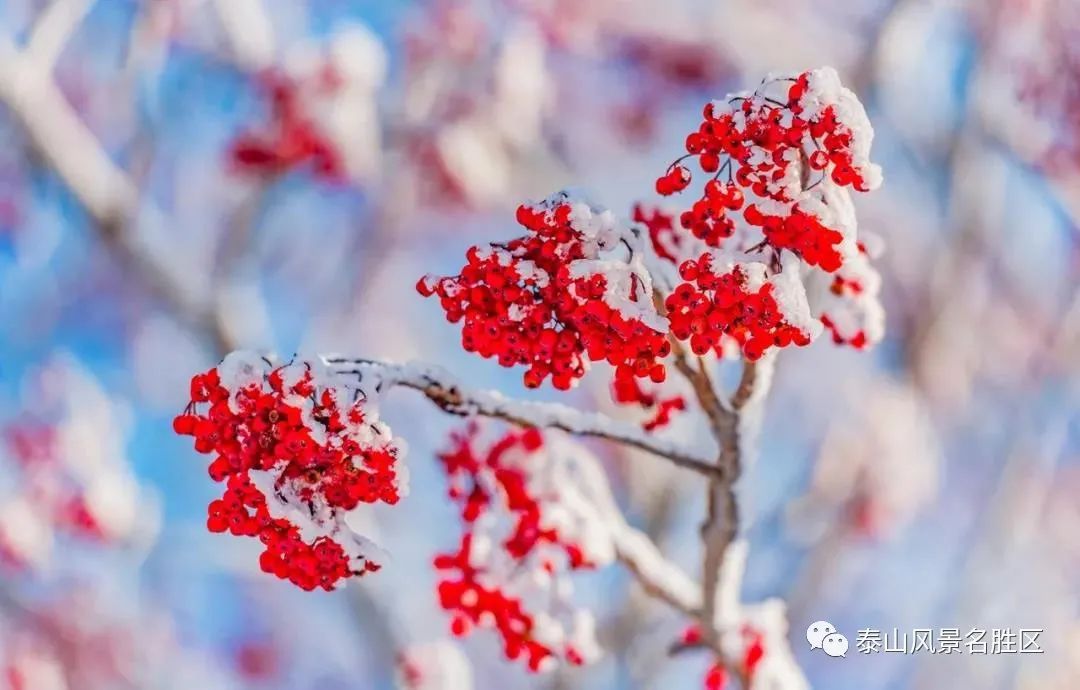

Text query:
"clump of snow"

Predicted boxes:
[[0, 356, 159, 567], [283, 22, 387, 183], [800, 66, 883, 191], [397, 640, 474, 690]]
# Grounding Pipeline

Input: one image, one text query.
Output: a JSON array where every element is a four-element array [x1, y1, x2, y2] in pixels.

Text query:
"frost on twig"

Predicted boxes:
[[324, 357, 719, 477]]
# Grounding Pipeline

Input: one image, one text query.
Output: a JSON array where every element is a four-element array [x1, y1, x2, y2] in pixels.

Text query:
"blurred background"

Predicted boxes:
[[0, 0, 1077, 688]]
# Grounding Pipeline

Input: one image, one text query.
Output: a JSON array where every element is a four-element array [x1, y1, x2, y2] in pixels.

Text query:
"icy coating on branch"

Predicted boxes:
[[325, 357, 718, 474], [173, 352, 407, 590]]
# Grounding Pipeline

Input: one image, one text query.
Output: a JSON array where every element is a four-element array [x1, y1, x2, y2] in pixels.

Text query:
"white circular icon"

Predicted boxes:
[[806, 620, 836, 650], [822, 632, 849, 658]]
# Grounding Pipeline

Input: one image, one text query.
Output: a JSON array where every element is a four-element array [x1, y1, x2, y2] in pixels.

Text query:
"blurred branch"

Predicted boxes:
[[0, 37, 233, 354], [0, 42, 136, 227], [211, 0, 275, 72], [611, 523, 702, 617], [26, 0, 96, 70]]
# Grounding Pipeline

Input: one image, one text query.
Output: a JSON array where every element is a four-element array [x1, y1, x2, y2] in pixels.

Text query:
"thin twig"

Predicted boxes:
[[326, 358, 722, 478]]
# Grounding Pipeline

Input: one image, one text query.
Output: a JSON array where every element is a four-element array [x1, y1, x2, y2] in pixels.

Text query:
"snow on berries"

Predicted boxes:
[[0, 359, 153, 570], [655, 67, 881, 266], [809, 237, 885, 349], [655, 66, 881, 262], [419, 191, 670, 391], [665, 253, 818, 361], [639, 67, 883, 358], [433, 425, 613, 672], [173, 352, 407, 591]]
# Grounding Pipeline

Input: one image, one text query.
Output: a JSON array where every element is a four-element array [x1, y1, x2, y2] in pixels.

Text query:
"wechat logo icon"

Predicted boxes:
[[807, 620, 848, 658]]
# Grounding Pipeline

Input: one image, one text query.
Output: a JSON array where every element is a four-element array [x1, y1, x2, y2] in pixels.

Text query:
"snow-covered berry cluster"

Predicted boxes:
[[173, 352, 407, 591], [642, 67, 885, 355], [419, 191, 670, 391], [656, 68, 880, 261], [0, 360, 152, 571], [666, 254, 816, 361], [228, 25, 387, 184], [434, 425, 613, 672]]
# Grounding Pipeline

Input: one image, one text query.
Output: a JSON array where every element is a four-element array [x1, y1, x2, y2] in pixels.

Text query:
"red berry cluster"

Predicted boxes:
[[1, 419, 142, 568], [655, 164, 691, 195], [677, 179, 743, 247], [434, 425, 606, 672], [653, 68, 880, 271], [666, 255, 811, 361], [611, 366, 685, 432], [744, 205, 843, 271], [632, 204, 684, 263], [173, 354, 404, 591], [229, 72, 344, 181], [418, 193, 671, 390]]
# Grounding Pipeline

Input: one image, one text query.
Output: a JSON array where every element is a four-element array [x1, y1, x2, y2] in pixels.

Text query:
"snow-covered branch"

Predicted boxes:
[[211, 0, 275, 71], [0, 41, 136, 228], [25, 0, 96, 71], [0, 36, 234, 354], [609, 524, 702, 616], [700, 356, 775, 644], [325, 358, 721, 478]]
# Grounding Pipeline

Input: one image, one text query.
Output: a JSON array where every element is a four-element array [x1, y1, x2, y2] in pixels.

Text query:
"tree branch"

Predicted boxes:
[[610, 524, 702, 617], [325, 358, 722, 478], [211, 0, 275, 72], [26, 0, 96, 71], [0, 38, 234, 354], [650, 289, 775, 657], [699, 356, 774, 643]]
